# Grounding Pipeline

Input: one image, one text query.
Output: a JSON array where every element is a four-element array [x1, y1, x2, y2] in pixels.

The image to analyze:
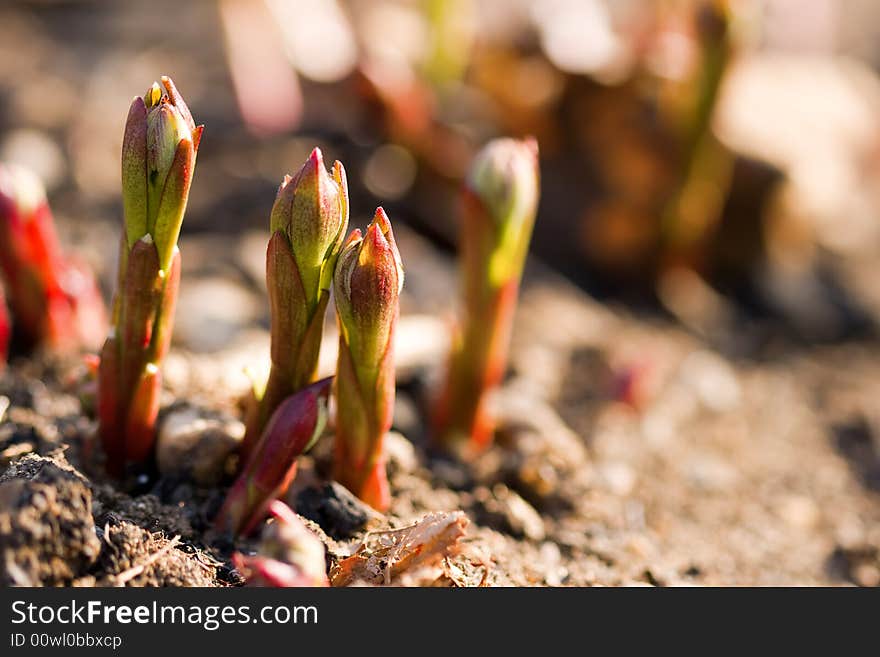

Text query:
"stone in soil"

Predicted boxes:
[[156, 404, 244, 487], [295, 482, 382, 541]]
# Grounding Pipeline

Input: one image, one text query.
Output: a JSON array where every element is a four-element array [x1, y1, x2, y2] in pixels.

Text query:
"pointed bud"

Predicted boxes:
[[120, 76, 202, 270], [333, 208, 403, 377], [332, 208, 402, 511], [270, 149, 348, 302], [152, 137, 195, 271], [159, 76, 195, 132], [245, 150, 349, 457]]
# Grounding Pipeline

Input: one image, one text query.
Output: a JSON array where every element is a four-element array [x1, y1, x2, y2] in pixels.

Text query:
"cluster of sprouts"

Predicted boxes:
[[1, 77, 542, 572]]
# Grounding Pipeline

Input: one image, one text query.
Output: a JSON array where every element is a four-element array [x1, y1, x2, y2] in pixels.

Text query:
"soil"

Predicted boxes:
[[2, 232, 880, 587]]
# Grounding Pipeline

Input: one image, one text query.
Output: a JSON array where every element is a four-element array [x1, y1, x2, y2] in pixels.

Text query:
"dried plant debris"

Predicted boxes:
[[330, 511, 469, 587], [92, 523, 218, 587]]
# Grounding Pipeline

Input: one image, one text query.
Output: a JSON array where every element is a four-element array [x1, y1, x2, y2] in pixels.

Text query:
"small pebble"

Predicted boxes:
[[295, 482, 380, 540], [156, 407, 244, 486]]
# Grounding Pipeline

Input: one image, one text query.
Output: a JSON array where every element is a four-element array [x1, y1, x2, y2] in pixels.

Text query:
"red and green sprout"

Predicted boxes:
[[97, 76, 203, 476], [241, 149, 348, 462], [0, 163, 105, 355], [232, 500, 328, 587], [433, 137, 540, 457], [217, 377, 332, 536], [332, 208, 403, 511]]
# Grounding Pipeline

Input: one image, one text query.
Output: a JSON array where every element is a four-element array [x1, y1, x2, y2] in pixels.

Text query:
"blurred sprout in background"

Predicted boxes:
[[2, 0, 880, 349]]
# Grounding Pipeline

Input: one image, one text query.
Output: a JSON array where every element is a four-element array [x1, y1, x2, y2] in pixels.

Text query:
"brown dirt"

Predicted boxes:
[[0, 453, 99, 586], [2, 243, 880, 586]]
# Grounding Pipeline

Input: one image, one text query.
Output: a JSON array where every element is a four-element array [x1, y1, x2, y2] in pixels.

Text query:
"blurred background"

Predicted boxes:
[[4, 0, 880, 353], [5, 0, 880, 586]]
